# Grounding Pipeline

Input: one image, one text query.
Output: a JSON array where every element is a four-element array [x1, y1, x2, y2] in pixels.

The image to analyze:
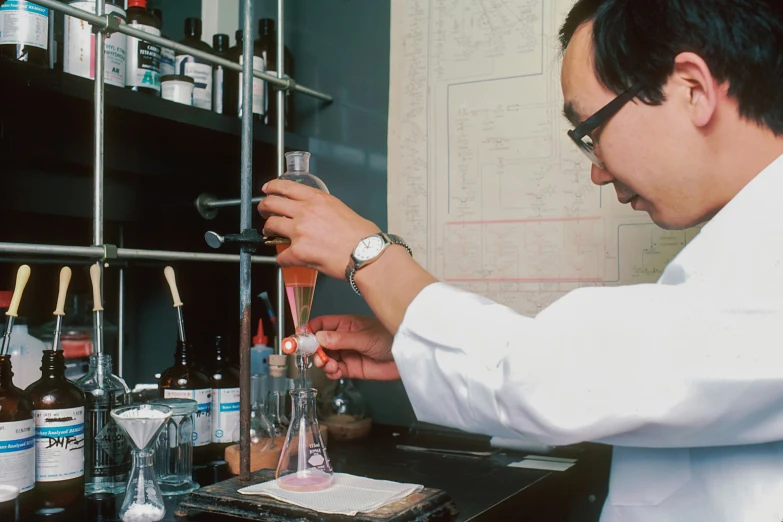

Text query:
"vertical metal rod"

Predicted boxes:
[[275, 0, 286, 355], [238, 0, 255, 484], [93, 0, 106, 318], [118, 228, 124, 377]]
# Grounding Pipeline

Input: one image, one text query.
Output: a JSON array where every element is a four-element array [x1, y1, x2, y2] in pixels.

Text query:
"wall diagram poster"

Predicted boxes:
[[387, 0, 700, 316]]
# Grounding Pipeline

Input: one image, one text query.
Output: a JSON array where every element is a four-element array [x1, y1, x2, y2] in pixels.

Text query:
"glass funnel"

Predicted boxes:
[[275, 388, 333, 491], [275, 151, 329, 335], [111, 404, 172, 522]]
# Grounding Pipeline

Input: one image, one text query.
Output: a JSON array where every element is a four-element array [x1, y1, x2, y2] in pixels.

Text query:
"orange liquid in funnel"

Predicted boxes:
[[277, 244, 318, 333]]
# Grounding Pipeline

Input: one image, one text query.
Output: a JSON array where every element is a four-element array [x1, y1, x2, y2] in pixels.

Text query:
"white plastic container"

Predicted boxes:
[[63, 0, 127, 87], [7, 323, 47, 389], [161, 74, 194, 105]]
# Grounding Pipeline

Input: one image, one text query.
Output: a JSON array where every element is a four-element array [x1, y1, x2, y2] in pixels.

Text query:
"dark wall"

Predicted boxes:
[[279, 0, 416, 427]]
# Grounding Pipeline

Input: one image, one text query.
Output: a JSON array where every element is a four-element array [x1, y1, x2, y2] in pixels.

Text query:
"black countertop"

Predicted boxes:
[[22, 425, 611, 522]]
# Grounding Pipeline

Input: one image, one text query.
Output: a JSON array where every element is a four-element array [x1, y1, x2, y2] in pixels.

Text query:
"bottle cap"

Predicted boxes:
[[252, 318, 268, 345], [128, 0, 146, 9], [235, 29, 243, 43], [185, 17, 202, 38], [269, 354, 287, 377], [259, 18, 275, 36], [213, 33, 230, 52]]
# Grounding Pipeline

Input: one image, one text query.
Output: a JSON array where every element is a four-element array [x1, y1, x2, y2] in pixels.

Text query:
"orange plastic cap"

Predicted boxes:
[[281, 336, 297, 355], [252, 318, 268, 345]]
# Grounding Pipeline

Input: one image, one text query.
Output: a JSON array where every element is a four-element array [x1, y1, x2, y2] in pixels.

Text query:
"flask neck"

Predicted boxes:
[[174, 341, 194, 366], [89, 353, 114, 373], [39, 350, 66, 379], [0, 355, 14, 388], [285, 152, 310, 173], [291, 388, 318, 422]]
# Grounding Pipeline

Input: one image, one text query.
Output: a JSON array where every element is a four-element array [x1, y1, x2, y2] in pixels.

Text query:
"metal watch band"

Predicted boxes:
[[346, 233, 413, 296]]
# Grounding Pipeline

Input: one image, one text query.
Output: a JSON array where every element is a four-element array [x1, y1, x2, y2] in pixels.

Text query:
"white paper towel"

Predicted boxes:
[[238, 473, 424, 516]]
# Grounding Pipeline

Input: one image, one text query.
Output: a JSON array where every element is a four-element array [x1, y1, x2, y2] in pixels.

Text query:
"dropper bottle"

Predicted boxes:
[[0, 265, 35, 513], [27, 267, 86, 514], [77, 264, 132, 496], [158, 266, 212, 465]]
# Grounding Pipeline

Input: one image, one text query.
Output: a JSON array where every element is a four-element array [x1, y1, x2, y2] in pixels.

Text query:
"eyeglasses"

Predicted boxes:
[[567, 84, 644, 168]]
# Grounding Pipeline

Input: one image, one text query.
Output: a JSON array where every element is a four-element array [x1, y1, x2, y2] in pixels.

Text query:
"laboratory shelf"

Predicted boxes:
[[0, 58, 309, 177]]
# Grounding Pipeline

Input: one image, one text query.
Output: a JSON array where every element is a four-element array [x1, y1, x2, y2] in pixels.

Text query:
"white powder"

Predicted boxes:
[[122, 502, 165, 522]]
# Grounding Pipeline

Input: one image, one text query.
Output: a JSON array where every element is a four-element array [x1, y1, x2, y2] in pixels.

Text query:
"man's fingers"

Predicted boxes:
[[257, 194, 301, 219], [309, 315, 360, 334], [262, 216, 294, 240], [262, 179, 322, 201], [315, 330, 373, 353]]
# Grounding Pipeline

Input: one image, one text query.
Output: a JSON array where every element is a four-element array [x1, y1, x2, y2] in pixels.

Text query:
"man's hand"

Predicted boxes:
[[258, 180, 380, 280], [309, 315, 400, 381]]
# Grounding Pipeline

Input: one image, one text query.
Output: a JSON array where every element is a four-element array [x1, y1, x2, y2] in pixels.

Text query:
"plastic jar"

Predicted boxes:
[[161, 75, 194, 106]]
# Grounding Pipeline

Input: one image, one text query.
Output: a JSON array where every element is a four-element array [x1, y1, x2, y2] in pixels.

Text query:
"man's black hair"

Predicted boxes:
[[559, 0, 783, 135]]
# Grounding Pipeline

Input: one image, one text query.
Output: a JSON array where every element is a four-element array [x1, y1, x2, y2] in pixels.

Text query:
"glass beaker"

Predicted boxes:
[[275, 388, 333, 491], [148, 398, 199, 496], [111, 404, 172, 522]]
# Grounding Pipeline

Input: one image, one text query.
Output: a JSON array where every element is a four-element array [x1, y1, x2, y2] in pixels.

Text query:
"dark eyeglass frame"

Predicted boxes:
[[567, 83, 644, 167]]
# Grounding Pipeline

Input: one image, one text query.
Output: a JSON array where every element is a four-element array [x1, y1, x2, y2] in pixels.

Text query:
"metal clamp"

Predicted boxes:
[[93, 13, 122, 35], [101, 243, 118, 259], [205, 229, 265, 253]]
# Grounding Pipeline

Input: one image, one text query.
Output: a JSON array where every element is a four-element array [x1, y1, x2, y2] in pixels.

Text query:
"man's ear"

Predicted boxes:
[[671, 52, 721, 128]]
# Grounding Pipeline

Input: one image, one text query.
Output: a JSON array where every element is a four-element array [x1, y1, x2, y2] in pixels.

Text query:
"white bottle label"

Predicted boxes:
[[163, 389, 211, 447], [34, 407, 85, 482], [125, 23, 161, 92], [0, 419, 35, 492], [238, 55, 265, 116], [211, 387, 240, 443], [0, 1, 48, 50], [160, 47, 175, 76], [63, 3, 127, 87], [175, 56, 212, 110], [213, 67, 224, 114]]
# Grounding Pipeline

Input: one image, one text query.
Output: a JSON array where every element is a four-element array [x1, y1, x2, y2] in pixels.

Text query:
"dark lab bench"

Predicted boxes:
[[35, 425, 610, 522], [175, 425, 611, 522]]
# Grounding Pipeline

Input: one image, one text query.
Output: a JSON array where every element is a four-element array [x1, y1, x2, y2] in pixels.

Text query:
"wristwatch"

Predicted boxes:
[[345, 232, 413, 296]]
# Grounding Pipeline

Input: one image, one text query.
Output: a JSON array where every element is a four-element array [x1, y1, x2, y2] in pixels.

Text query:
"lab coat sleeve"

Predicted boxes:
[[392, 282, 783, 448]]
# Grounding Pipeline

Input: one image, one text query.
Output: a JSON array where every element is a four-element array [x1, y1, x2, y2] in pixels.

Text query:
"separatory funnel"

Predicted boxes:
[[111, 404, 172, 522]]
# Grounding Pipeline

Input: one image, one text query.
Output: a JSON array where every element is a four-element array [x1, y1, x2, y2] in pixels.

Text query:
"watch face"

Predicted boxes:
[[354, 235, 385, 261]]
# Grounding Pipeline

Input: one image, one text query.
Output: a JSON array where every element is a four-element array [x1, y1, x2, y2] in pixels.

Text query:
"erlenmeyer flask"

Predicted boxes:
[[275, 388, 333, 491], [275, 151, 328, 335], [111, 404, 172, 522]]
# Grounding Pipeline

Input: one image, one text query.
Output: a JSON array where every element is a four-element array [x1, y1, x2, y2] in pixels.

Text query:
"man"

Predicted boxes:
[[258, 1, 783, 520]]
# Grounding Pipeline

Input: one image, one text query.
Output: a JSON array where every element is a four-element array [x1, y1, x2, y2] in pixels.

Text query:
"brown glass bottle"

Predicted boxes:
[[159, 340, 212, 465], [125, 0, 162, 95], [0, 0, 49, 66], [0, 354, 35, 519], [210, 335, 240, 460], [230, 28, 265, 119], [256, 18, 294, 129], [26, 350, 86, 515]]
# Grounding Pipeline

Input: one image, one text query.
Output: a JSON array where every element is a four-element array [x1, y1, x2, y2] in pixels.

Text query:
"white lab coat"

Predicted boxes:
[[392, 152, 783, 521]]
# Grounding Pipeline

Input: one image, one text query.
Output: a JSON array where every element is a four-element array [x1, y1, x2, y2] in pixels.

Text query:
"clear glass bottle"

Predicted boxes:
[[0, 354, 35, 516], [266, 354, 289, 439], [275, 388, 333, 491], [323, 378, 367, 422], [158, 340, 212, 465], [210, 335, 240, 455], [26, 350, 85, 513], [232, 373, 274, 450], [76, 353, 131, 495], [111, 404, 171, 522]]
